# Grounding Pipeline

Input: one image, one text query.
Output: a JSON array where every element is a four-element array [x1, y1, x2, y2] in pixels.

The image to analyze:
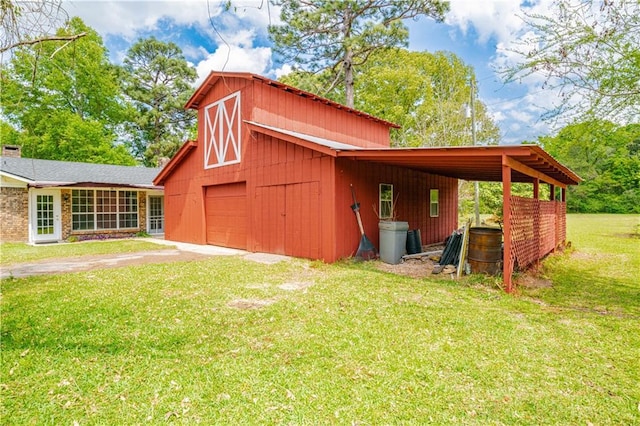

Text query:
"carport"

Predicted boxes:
[[336, 144, 582, 292]]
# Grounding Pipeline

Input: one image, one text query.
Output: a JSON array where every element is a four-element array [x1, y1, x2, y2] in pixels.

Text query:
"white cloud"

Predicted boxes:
[[446, 0, 558, 47], [65, 0, 278, 50], [195, 45, 272, 83], [274, 63, 293, 79], [182, 45, 210, 61], [490, 110, 506, 123], [508, 108, 534, 124], [224, 0, 282, 27], [65, 1, 215, 39], [218, 28, 259, 48], [446, 0, 525, 45]]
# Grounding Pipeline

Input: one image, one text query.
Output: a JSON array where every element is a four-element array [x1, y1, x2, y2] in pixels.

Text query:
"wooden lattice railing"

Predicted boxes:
[[509, 196, 566, 271]]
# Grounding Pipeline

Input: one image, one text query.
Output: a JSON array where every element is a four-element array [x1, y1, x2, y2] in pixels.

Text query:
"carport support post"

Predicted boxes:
[[561, 187, 567, 247], [533, 178, 540, 271], [502, 155, 513, 293]]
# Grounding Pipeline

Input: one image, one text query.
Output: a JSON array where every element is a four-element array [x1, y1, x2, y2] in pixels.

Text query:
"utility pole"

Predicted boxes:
[[470, 80, 480, 227]]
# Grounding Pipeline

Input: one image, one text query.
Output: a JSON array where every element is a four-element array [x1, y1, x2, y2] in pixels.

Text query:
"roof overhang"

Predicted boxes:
[[0, 170, 32, 184], [156, 125, 580, 188], [336, 145, 581, 187], [246, 122, 580, 187], [153, 140, 197, 186], [28, 182, 163, 190]]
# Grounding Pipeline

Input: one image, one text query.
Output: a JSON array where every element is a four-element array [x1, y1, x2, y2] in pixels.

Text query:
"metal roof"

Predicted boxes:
[[0, 156, 162, 188], [245, 121, 361, 151]]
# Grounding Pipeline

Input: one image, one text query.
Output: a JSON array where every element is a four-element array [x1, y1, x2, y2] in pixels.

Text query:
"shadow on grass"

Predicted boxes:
[[528, 261, 640, 318]]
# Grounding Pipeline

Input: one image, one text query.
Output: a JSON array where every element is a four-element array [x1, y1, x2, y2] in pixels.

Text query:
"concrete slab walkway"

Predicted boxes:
[[1, 239, 291, 279]]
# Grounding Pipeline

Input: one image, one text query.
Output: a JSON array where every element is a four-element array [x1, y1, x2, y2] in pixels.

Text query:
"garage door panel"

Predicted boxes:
[[205, 183, 246, 249]]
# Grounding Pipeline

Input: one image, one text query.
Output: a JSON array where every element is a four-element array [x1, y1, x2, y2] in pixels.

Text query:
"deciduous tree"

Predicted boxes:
[[1, 17, 134, 165], [354, 49, 499, 147], [503, 0, 640, 123], [281, 49, 499, 148], [539, 121, 640, 213]]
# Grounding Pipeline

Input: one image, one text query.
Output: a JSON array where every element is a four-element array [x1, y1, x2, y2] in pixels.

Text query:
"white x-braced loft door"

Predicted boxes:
[[204, 91, 241, 169]]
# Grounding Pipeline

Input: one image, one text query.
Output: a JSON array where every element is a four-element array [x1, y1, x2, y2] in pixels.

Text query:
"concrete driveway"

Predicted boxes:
[[1, 239, 290, 279]]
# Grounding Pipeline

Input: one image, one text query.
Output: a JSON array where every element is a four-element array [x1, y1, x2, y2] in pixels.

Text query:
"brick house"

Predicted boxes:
[[0, 148, 164, 243]]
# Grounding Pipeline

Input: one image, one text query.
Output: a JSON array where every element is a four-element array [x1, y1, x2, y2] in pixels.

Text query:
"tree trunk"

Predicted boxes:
[[344, 49, 354, 108], [343, 5, 355, 109]]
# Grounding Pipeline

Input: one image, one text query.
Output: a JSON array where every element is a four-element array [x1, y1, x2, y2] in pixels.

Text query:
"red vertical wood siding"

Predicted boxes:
[[162, 74, 458, 262], [247, 133, 333, 261], [163, 152, 206, 244], [334, 158, 458, 260], [251, 82, 390, 148], [253, 185, 286, 254]]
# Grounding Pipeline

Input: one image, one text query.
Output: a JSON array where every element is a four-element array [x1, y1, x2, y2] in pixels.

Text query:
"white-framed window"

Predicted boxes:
[[96, 190, 117, 229], [430, 189, 439, 217], [71, 189, 94, 230], [379, 183, 394, 219], [72, 189, 138, 231], [119, 191, 138, 228]]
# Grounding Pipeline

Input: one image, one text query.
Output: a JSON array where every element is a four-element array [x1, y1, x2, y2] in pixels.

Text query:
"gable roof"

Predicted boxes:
[[185, 71, 400, 129], [0, 156, 162, 189], [153, 140, 197, 186]]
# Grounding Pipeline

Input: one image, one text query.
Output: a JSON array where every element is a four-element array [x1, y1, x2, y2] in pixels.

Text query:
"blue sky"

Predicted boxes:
[[65, 0, 563, 144]]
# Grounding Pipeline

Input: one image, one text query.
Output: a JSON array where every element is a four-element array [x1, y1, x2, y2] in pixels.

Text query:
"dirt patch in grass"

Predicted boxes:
[[569, 250, 630, 265], [227, 298, 276, 309], [374, 244, 453, 279], [614, 232, 640, 239], [516, 273, 553, 289], [279, 281, 314, 291], [1, 250, 209, 279], [375, 257, 437, 279], [570, 251, 604, 261]]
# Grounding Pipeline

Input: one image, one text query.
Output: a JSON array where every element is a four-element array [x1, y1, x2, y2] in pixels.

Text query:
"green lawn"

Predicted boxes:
[[0, 239, 172, 266], [1, 215, 638, 424]]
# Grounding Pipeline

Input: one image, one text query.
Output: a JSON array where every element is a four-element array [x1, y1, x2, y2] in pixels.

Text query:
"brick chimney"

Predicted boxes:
[[2, 145, 22, 158]]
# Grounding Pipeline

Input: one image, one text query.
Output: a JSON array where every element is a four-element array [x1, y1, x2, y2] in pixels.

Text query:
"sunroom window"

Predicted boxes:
[[72, 189, 138, 231]]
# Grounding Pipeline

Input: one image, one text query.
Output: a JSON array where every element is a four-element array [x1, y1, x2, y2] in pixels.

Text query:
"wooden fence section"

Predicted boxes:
[[509, 196, 566, 271]]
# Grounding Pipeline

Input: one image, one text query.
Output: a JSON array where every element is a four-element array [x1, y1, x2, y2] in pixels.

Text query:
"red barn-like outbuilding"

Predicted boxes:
[[154, 71, 457, 261], [155, 72, 581, 291]]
